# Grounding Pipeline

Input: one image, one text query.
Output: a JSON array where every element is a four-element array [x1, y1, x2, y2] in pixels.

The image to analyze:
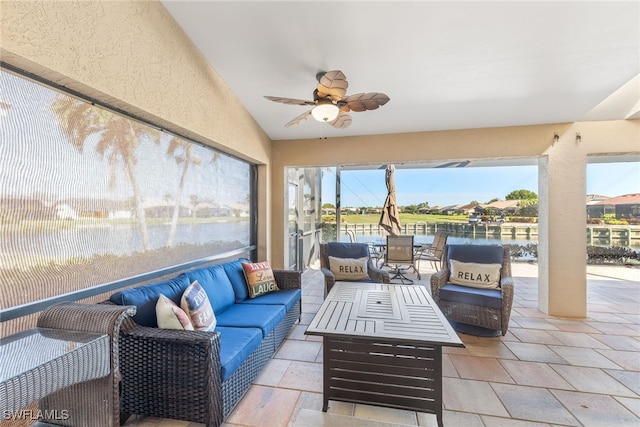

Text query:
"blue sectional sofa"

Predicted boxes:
[[108, 258, 302, 427]]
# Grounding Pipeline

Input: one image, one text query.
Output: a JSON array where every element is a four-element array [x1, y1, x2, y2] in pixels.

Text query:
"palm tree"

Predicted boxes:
[[51, 96, 160, 250], [190, 195, 199, 218], [165, 137, 201, 247]]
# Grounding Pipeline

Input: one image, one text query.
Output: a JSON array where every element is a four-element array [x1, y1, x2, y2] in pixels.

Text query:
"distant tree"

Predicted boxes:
[[322, 203, 335, 209], [51, 95, 161, 251], [404, 204, 419, 214], [417, 202, 430, 209], [469, 200, 479, 206], [486, 198, 499, 204], [506, 189, 537, 200]]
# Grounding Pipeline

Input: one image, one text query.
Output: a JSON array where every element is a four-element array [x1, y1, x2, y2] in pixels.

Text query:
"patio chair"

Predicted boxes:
[[320, 242, 390, 295], [346, 229, 384, 267], [415, 231, 449, 271], [430, 244, 514, 336], [383, 235, 419, 283]]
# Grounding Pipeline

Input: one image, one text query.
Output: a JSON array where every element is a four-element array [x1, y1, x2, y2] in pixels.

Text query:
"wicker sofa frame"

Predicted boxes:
[[115, 269, 301, 427], [430, 246, 514, 336]]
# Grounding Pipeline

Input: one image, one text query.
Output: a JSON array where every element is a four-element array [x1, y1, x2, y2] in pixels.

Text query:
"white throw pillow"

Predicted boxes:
[[328, 256, 369, 281], [449, 260, 502, 289], [156, 294, 194, 330]]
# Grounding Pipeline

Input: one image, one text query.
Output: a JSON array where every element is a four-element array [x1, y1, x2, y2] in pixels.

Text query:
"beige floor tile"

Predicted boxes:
[[548, 345, 622, 369], [442, 378, 509, 417], [550, 365, 637, 397], [550, 389, 640, 426], [591, 333, 640, 351], [226, 385, 300, 427], [449, 354, 514, 383], [546, 330, 610, 349], [353, 404, 418, 426], [441, 411, 484, 427], [253, 357, 291, 386], [595, 348, 640, 371], [605, 369, 640, 395], [441, 353, 459, 378], [503, 342, 568, 364], [278, 360, 324, 392], [509, 328, 564, 345], [614, 396, 640, 418], [490, 383, 579, 426], [499, 359, 573, 390], [275, 338, 322, 362], [480, 415, 553, 426]]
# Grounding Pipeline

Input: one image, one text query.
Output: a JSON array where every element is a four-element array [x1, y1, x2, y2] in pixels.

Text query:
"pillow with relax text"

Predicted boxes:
[[449, 260, 502, 289], [181, 280, 216, 331], [242, 261, 280, 298], [156, 294, 194, 330], [328, 256, 369, 281]]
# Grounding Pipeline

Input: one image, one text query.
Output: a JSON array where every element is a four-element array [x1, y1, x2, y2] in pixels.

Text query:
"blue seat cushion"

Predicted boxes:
[[109, 275, 191, 327], [217, 326, 262, 382], [326, 242, 370, 259], [238, 289, 301, 311], [216, 304, 286, 337], [184, 264, 236, 314], [439, 283, 503, 310], [223, 258, 251, 303]]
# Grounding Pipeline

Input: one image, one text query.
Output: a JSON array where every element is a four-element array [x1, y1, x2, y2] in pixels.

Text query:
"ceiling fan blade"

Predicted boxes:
[[284, 110, 313, 128], [343, 92, 390, 112], [317, 70, 348, 101], [328, 111, 352, 129], [264, 96, 315, 106]]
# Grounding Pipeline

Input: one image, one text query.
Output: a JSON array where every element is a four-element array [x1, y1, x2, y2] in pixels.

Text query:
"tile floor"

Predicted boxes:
[[124, 261, 640, 427]]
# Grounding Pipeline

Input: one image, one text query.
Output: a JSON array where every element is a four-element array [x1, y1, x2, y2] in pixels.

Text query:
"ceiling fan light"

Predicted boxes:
[[311, 103, 339, 122]]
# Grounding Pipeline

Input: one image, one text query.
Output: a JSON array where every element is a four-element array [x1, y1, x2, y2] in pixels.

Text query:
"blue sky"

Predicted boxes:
[[322, 162, 640, 207]]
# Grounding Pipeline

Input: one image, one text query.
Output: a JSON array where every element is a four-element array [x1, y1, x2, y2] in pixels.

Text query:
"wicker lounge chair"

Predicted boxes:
[[320, 242, 390, 295], [430, 244, 514, 336]]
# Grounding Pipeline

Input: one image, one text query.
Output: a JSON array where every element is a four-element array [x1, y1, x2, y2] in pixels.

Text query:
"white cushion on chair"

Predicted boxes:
[[449, 260, 501, 289], [329, 256, 369, 281]]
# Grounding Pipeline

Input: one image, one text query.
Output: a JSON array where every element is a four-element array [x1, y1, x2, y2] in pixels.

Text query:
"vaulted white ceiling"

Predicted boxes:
[[162, 1, 640, 141]]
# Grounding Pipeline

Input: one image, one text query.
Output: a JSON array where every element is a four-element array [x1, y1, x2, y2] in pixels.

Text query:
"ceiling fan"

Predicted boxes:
[[264, 70, 390, 129]]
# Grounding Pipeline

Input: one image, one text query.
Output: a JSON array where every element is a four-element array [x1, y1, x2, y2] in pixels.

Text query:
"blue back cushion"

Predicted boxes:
[[326, 242, 369, 259], [447, 244, 504, 265], [223, 258, 250, 303], [184, 265, 236, 314], [109, 275, 191, 327]]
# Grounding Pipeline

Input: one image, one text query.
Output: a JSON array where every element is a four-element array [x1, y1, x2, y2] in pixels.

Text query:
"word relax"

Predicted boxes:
[[457, 272, 493, 282]]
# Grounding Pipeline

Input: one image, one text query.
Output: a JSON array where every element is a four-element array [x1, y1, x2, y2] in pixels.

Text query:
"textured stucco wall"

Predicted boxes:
[[0, 0, 273, 259]]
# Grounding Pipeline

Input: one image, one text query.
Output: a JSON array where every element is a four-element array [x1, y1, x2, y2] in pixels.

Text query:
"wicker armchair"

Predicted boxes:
[[430, 244, 514, 336], [36, 302, 136, 426], [320, 242, 390, 295]]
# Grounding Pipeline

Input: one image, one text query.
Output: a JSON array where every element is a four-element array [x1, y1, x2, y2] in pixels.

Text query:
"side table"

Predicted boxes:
[[0, 327, 109, 422]]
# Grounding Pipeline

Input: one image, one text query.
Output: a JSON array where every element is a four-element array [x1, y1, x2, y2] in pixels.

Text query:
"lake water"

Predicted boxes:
[[1, 221, 251, 261]]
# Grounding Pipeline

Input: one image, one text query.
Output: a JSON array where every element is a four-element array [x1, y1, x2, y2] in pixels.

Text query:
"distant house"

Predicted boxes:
[[441, 205, 464, 215], [593, 193, 640, 219], [56, 203, 78, 220], [486, 200, 521, 215]]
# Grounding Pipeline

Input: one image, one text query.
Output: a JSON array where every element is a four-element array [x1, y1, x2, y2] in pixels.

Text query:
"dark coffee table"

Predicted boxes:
[[305, 281, 464, 427]]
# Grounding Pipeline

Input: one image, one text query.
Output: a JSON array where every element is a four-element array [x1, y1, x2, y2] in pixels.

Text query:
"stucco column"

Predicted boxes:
[[538, 134, 587, 317]]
